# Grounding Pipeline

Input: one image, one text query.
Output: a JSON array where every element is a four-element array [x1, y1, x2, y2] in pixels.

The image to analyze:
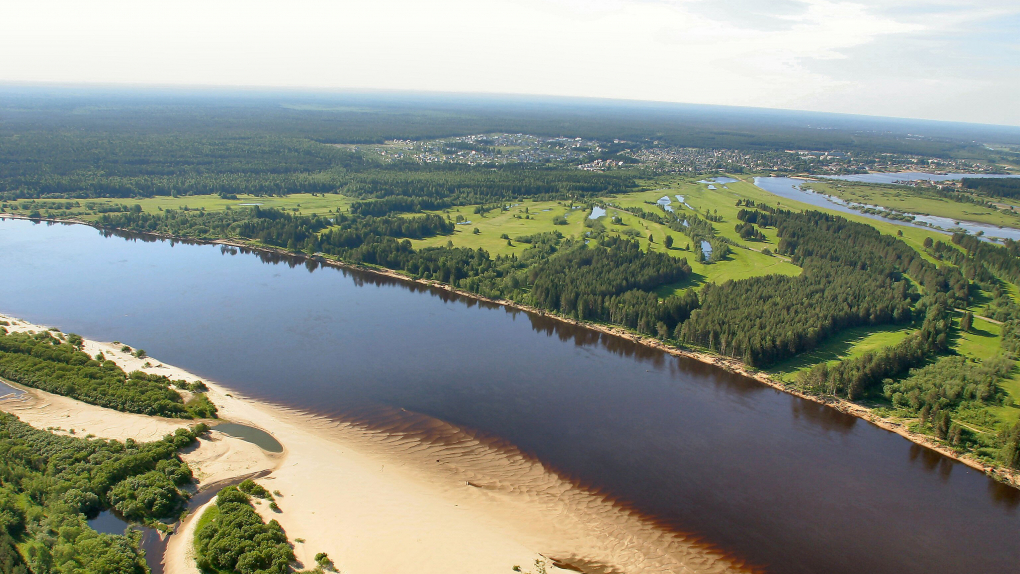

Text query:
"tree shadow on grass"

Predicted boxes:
[[653, 270, 706, 297], [767, 323, 916, 380]]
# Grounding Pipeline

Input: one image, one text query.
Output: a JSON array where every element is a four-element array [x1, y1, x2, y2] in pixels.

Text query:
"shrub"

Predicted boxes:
[[194, 487, 294, 574]]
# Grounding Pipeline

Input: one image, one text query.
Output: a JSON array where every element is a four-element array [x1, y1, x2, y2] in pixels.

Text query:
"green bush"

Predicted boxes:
[[194, 487, 294, 574], [109, 470, 183, 520], [0, 330, 193, 417], [237, 479, 273, 500], [185, 394, 219, 419]]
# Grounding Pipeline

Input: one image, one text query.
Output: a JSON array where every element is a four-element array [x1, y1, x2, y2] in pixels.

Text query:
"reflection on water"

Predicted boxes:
[[86, 510, 164, 574], [88, 510, 131, 535], [1, 218, 1018, 574]]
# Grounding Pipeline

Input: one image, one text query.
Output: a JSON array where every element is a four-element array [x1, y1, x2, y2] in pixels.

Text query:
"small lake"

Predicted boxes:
[[699, 240, 713, 261], [588, 206, 606, 219], [698, 177, 738, 184], [674, 195, 693, 210], [657, 196, 674, 212], [1, 218, 1018, 574], [88, 509, 132, 535], [212, 422, 284, 453], [753, 177, 1020, 241]]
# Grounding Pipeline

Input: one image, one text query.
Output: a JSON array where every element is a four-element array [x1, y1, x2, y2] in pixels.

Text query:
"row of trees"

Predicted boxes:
[[679, 261, 914, 367], [0, 330, 211, 418], [947, 232, 1020, 287], [961, 177, 1020, 200]]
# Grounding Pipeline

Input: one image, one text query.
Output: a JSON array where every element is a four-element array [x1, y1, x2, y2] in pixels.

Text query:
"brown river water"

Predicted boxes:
[[1, 218, 1017, 573]]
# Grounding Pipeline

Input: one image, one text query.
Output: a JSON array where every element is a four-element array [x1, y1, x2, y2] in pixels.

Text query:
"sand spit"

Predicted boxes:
[[0, 314, 747, 574]]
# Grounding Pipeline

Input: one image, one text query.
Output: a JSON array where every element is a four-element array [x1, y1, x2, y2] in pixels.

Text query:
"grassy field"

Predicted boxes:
[[1, 193, 354, 221], [766, 323, 916, 382], [805, 180, 1020, 228], [410, 200, 588, 255]]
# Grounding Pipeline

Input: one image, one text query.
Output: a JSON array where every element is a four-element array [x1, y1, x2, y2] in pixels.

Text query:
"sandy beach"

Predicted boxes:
[[0, 314, 747, 574]]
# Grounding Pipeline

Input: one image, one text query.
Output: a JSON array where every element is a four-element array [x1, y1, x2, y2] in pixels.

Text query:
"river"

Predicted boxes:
[[754, 177, 1020, 241], [1, 218, 1018, 573]]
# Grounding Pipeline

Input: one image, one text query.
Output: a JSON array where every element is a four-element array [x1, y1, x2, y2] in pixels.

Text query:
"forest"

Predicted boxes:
[[527, 236, 696, 334], [961, 177, 1020, 200], [0, 414, 204, 574], [0, 330, 215, 419], [678, 209, 965, 367]]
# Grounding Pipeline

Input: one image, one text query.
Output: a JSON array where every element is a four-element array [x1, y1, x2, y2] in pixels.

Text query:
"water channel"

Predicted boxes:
[[753, 177, 1020, 241], [1, 218, 1018, 573]]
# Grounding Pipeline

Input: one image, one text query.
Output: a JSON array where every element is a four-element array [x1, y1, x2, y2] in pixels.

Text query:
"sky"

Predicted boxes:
[[1, 0, 1018, 126]]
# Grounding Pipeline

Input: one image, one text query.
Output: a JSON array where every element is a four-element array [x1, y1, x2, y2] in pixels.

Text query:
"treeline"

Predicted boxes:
[[961, 177, 1020, 200], [680, 262, 913, 366], [678, 210, 965, 367], [0, 413, 204, 574], [528, 237, 696, 334], [0, 330, 211, 418], [0, 121, 639, 206], [97, 207, 454, 251], [948, 232, 1020, 287], [772, 211, 968, 302], [93, 204, 709, 337], [339, 165, 636, 205], [798, 295, 950, 399], [350, 195, 452, 216]]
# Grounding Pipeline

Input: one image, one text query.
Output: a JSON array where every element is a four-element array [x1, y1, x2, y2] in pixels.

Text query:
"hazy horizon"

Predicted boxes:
[[2, 0, 1018, 127]]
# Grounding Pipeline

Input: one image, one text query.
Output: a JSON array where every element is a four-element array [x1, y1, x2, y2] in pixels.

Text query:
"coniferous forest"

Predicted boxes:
[[3, 91, 1020, 574]]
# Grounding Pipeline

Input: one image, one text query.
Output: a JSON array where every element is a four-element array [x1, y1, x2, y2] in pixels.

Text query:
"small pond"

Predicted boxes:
[[212, 422, 284, 453], [0, 380, 23, 398], [88, 510, 132, 535], [700, 240, 713, 261], [589, 206, 606, 219]]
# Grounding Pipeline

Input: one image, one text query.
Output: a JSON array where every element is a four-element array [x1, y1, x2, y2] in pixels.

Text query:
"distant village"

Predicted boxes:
[[340, 133, 1011, 176]]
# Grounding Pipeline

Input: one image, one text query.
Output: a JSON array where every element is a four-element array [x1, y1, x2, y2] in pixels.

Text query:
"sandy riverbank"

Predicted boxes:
[[0, 314, 747, 574]]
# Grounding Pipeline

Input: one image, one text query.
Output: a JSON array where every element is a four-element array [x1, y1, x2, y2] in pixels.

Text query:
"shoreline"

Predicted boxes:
[[3, 213, 1018, 488], [0, 313, 749, 574]]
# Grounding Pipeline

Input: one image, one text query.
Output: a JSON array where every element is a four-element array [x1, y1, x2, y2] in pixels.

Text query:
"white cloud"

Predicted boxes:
[[0, 0, 1015, 125]]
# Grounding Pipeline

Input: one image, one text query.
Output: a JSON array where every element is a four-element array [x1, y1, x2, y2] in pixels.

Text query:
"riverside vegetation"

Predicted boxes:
[[0, 329, 217, 419], [0, 325, 316, 574], [2, 95, 1020, 489], [0, 413, 205, 574]]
